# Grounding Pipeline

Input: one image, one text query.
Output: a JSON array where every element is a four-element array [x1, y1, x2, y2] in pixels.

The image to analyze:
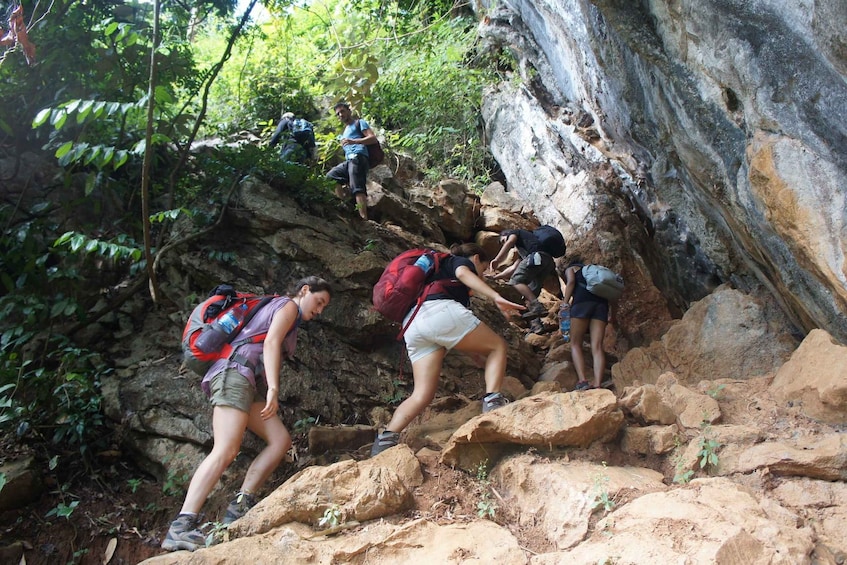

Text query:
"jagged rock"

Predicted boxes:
[[530, 478, 815, 564], [141, 517, 527, 564], [618, 384, 676, 425], [0, 456, 43, 512], [404, 179, 479, 241], [440, 390, 624, 471], [612, 287, 797, 388], [771, 478, 847, 558], [478, 0, 847, 343], [721, 433, 847, 481], [658, 373, 722, 430], [675, 424, 764, 477], [537, 360, 577, 390], [492, 455, 665, 550], [228, 445, 422, 538], [620, 424, 678, 455], [307, 425, 376, 455], [770, 329, 847, 424]]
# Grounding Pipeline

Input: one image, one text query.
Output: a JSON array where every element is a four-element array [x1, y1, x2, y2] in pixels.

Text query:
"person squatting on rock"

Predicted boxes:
[[560, 260, 614, 390], [370, 243, 525, 457], [325, 102, 377, 220], [487, 228, 562, 334], [162, 277, 333, 552]]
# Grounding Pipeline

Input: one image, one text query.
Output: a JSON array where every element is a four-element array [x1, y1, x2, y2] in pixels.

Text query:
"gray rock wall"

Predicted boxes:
[[477, 0, 847, 340]]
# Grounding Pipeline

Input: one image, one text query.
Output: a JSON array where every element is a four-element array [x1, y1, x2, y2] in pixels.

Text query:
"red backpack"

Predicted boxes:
[[372, 249, 457, 339], [181, 285, 277, 376]]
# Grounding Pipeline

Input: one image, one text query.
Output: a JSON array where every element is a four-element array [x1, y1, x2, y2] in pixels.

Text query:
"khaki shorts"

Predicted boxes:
[[208, 369, 265, 413], [403, 299, 481, 363], [508, 252, 555, 294]]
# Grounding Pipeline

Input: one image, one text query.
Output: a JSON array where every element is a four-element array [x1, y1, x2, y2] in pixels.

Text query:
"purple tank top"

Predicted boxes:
[[201, 296, 300, 396]]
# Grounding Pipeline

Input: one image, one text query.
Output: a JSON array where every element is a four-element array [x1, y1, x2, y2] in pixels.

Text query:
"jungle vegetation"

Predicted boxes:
[[0, 0, 514, 480]]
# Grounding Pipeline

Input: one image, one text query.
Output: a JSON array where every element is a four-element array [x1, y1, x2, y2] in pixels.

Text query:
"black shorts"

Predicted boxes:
[[570, 301, 609, 322]]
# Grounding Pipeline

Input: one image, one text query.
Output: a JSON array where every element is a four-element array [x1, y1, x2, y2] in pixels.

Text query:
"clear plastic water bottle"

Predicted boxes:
[[559, 302, 571, 343], [413, 253, 434, 274], [194, 304, 246, 353]]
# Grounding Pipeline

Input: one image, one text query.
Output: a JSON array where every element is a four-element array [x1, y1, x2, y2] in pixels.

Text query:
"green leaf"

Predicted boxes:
[[104, 21, 119, 36], [32, 108, 52, 128], [55, 141, 74, 159], [114, 150, 129, 168], [154, 86, 174, 104], [52, 111, 68, 130]]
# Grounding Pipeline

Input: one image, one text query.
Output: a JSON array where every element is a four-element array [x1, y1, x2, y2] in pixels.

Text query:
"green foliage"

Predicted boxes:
[[474, 459, 498, 519], [318, 504, 342, 528], [46, 499, 80, 520], [696, 422, 722, 473], [126, 478, 143, 493], [162, 455, 191, 497], [293, 416, 316, 435], [590, 462, 615, 514], [706, 383, 726, 399]]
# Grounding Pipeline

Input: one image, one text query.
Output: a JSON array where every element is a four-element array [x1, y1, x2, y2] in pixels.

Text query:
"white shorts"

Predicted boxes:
[[403, 299, 481, 363]]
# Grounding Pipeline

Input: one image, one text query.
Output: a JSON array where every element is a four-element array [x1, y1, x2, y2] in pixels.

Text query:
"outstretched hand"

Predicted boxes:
[[493, 295, 525, 317]]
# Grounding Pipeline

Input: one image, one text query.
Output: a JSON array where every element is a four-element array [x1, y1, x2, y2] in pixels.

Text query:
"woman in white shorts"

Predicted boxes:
[[371, 243, 524, 456]]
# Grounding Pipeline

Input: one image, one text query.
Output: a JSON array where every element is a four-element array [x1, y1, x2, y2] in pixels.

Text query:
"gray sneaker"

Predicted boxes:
[[481, 392, 509, 413], [223, 492, 257, 525], [161, 514, 205, 552], [370, 431, 400, 457]]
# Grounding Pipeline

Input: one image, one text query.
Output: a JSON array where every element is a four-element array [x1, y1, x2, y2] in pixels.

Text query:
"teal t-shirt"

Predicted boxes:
[[342, 119, 371, 159]]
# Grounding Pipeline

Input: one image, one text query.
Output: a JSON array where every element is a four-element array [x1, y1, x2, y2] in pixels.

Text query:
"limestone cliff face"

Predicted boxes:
[[477, 0, 847, 340]]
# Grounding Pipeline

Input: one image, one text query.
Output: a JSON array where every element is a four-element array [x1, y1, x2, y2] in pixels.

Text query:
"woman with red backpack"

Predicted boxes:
[[370, 243, 524, 457], [162, 276, 332, 552]]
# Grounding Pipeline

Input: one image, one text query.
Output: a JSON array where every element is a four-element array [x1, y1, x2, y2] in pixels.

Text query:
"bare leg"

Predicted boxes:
[[239, 402, 292, 494], [355, 192, 368, 220], [569, 317, 590, 384], [384, 348, 447, 433], [511, 282, 537, 305], [588, 318, 608, 387], [179, 405, 249, 514], [452, 323, 508, 393]]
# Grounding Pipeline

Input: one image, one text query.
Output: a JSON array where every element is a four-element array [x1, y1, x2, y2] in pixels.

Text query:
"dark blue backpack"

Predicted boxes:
[[533, 225, 566, 257]]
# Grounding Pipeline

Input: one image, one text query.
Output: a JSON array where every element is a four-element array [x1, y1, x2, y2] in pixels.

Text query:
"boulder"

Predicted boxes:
[[770, 329, 847, 424]]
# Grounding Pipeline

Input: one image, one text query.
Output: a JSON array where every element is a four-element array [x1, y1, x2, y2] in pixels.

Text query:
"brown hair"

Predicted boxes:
[[287, 276, 333, 298], [450, 243, 489, 262]]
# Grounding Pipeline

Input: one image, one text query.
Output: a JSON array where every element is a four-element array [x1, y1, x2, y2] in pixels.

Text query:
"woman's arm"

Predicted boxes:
[[456, 265, 524, 315], [260, 301, 300, 419], [562, 266, 577, 305]]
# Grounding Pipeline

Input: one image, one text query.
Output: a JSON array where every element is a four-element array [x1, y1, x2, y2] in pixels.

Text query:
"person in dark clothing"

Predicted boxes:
[[370, 243, 524, 457], [561, 261, 614, 390], [268, 112, 314, 163], [488, 228, 561, 333]]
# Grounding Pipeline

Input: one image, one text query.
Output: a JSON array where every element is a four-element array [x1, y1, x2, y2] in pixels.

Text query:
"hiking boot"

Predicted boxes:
[[521, 300, 546, 320], [370, 431, 400, 457], [161, 514, 205, 552], [223, 492, 257, 525], [481, 392, 509, 413]]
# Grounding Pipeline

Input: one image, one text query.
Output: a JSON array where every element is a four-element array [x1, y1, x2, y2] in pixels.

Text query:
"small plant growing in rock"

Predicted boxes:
[[706, 383, 726, 399], [293, 416, 316, 435], [672, 436, 695, 484], [590, 461, 615, 514], [474, 460, 498, 519], [318, 504, 342, 529], [696, 422, 722, 474]]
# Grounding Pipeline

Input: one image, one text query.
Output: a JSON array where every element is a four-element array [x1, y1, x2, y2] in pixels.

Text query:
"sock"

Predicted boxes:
[[484, 392, 502, 401]]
